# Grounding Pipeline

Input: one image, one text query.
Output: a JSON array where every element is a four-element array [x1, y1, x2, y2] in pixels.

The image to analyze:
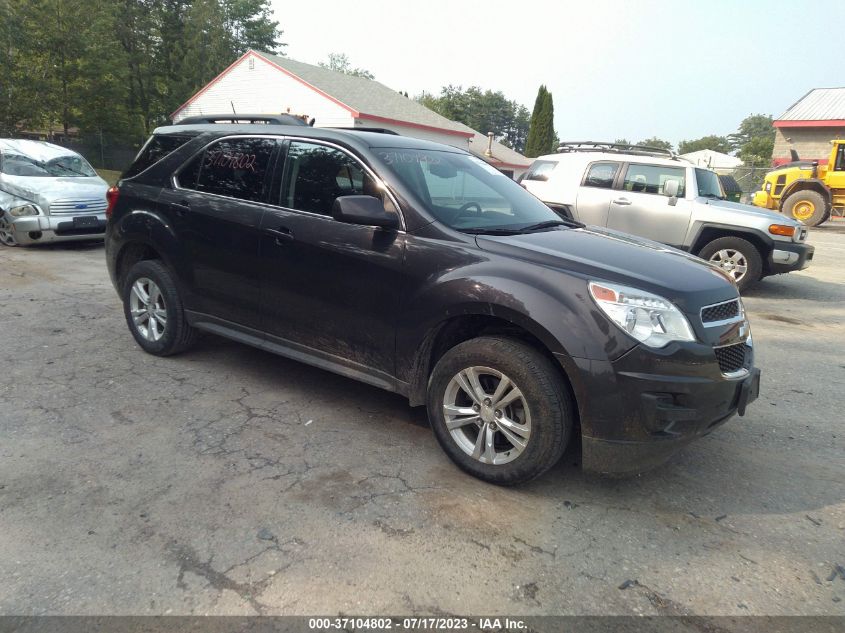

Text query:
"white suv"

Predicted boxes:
[[522, 142, 813, 291]]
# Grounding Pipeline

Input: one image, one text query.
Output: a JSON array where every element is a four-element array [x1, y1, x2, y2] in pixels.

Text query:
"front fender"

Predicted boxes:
[[395, 249, 639, 397]]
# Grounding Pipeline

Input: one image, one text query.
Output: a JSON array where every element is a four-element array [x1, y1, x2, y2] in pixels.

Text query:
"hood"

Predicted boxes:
[[699, 197, 802, 225], [475, 226, 738, 313], [0, 174, 108, 213]]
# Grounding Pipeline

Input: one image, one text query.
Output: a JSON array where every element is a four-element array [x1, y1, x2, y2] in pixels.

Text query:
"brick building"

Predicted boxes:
[[773, 87, 845, 166]]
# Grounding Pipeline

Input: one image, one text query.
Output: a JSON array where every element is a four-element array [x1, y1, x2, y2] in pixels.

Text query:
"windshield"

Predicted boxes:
[[372, 148, 562, 233], [1, 152, 97, 178], [695, 168, 725, 199]]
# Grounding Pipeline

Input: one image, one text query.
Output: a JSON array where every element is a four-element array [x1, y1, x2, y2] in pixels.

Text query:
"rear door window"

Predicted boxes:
[[124, 134, 192, 179], [582, 162, 619, 189], [177, 137, 277, 203], [622, 163, 686, 196]]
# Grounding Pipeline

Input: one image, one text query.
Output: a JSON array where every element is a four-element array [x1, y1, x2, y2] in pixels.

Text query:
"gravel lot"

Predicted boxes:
[[0, 227, 843, 617]]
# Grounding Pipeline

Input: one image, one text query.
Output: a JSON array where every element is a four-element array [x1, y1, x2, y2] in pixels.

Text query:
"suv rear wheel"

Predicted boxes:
[[122, 260, 197, 356], [427, 337, 572, 485], [697, 236, 762, 292]]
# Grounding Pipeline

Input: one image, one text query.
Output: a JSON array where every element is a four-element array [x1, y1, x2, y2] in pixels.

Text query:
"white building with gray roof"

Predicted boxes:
[[171, 50, 531, 178]]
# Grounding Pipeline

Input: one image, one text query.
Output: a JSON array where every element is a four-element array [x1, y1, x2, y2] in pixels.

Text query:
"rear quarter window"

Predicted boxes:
[[523, 160, 558, 182], [123, 134, 193, 179]]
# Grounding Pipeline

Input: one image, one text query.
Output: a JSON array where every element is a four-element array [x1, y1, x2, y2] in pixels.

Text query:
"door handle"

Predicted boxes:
[[612, 198, 632, 206], [265, 227, 294, 244]]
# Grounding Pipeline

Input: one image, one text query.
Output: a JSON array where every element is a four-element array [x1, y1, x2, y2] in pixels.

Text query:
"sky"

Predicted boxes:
[[267, 0, 844, 148]]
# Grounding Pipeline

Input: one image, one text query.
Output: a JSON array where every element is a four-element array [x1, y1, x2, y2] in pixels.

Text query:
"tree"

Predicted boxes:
[[613, 138, 631, 146], [637, 137, 674, 151], [0, 0, 285, 145], [319, 53, 374, 79], [0, 0, 38, 135], [525, 85, 556, 157], [678, 135, 732, 155], [729, 114, 775, 165], [222, 0, 284, 56], [417, 85, 530, 153]]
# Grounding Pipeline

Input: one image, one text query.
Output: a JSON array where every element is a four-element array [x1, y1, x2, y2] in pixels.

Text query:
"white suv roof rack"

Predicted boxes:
[[556, 141, 680, 161]]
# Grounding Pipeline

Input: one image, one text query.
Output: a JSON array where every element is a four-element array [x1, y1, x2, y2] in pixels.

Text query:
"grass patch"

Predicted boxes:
[[96, 169, 122, 185]]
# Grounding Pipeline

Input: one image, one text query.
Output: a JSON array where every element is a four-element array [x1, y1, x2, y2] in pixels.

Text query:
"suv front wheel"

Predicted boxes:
[[122, 260, 197, 356], [697, 236, 762, 292], [427, 337, 572, 485]]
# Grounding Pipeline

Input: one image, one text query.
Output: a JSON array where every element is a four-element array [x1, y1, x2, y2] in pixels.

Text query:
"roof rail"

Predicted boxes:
[[327, 127, 400, 135], [556, 141, 679, 160], [174, 114, 310, 127]]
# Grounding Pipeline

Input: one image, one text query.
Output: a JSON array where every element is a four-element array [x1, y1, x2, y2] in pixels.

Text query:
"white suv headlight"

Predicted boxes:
[[9, 204, 39, 217], [589, 281, 696, 348]]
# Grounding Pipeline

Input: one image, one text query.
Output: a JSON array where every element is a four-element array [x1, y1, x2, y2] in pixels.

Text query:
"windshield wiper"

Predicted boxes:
[[461, 218, 586, 236], [460, 227, 524, 235], [53, 164, 86, 176], [519, 219, 585, 231]]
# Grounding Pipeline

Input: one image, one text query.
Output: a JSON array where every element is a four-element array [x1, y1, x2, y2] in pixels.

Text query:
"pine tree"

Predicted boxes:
[[525, 85, 556, 157]]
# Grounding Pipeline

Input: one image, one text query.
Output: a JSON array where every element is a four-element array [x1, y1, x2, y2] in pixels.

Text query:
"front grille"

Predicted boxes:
[[701, 299, 740, 324], [715, 343, 747, 374], [48, 198, 107, 215]]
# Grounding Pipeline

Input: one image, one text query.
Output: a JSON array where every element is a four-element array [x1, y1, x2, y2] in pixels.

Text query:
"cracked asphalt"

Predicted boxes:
[[0, 227, 843, 617]]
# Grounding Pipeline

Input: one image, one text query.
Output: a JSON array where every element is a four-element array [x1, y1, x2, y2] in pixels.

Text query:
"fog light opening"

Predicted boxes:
[[28, 231, 42, 240]]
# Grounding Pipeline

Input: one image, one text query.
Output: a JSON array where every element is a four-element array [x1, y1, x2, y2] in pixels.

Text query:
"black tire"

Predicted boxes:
[[122, 260, 197, 356], [426, 336, 572, 485], [782, 189, 828, 227], [697, 236, 763, 292]]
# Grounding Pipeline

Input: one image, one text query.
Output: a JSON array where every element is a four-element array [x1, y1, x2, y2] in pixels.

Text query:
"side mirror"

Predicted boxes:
[[332, 195, 399, 230], [664, 179, 679, 206], [664, 179, 679, 198]]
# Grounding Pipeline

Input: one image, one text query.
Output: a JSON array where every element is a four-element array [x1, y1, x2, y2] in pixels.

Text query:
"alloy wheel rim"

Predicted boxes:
[[443, 366, 531, 465], [0, 217, 17, 246], [709, 249, 748, 282], [129, 277, 167, 342]]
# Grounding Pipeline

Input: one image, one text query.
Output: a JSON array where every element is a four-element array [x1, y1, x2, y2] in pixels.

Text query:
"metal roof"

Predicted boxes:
[[255, 51, 471, 136], [777, 87, 845, 121]]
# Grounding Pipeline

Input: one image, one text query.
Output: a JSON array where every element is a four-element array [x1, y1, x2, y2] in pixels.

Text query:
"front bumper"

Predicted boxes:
[[560, 342, 759, 476], [768, 240, 814, 274], [5, 212, 107, 245]]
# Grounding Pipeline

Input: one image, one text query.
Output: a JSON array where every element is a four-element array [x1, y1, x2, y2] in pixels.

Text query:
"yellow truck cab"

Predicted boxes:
[[752, 140, 845, 226]]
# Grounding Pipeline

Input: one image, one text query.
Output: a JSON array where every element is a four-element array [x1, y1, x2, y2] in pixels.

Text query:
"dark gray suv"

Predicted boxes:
[[105, 123, 759, 484]]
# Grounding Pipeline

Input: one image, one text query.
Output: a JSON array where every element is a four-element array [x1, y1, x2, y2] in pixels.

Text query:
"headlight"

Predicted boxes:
[[588, 281, 696, 348], [9, 204, 39, 217], [765, 182, 772, 192]]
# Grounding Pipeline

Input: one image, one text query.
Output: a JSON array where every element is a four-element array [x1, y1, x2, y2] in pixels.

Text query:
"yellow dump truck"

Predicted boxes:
[[752, 140, 845, 226]]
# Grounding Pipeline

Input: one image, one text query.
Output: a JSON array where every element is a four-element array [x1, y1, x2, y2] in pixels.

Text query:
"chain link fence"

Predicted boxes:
[[717, 166, 769, 204], [53, 137, 139, 174]]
